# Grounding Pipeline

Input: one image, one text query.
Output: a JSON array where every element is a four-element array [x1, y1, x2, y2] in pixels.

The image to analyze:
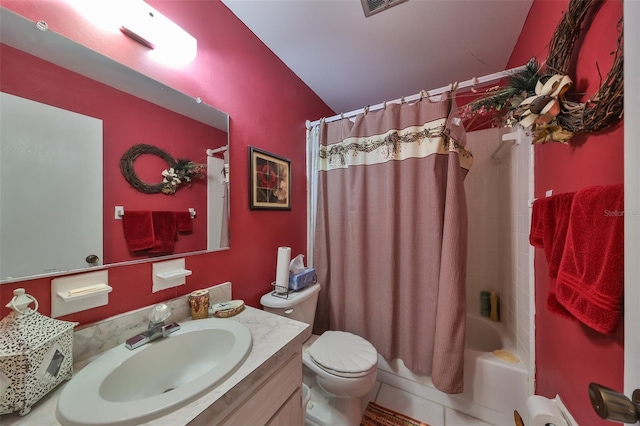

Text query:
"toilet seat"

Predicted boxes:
[[308, 331, 378, 378]]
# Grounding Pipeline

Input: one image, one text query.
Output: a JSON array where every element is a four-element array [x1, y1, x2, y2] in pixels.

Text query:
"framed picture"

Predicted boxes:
[[249, 147, 291, 210]]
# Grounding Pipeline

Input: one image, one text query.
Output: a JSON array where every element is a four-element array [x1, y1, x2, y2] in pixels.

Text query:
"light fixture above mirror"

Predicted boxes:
[[118, 0, 198, 66], [63, 0, 197, 67]]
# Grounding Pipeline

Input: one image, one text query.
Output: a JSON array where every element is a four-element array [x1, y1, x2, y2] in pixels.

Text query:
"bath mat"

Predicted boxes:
[[361, 401, 429, 426]]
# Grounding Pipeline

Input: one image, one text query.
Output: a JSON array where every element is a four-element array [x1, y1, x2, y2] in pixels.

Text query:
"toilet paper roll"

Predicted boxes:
[[526, 395, 568, 426], [275, 246, 291, 294]]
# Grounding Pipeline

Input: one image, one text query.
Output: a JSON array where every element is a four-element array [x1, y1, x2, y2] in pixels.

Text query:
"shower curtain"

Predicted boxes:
[[309, 93, 472, 394]]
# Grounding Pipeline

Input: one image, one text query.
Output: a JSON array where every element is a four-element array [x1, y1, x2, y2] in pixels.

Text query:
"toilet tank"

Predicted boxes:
[[260, 283, 320, 330]]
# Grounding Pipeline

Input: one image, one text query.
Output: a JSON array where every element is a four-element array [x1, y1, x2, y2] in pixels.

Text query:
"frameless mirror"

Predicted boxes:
[[0, 8, 230, 283]]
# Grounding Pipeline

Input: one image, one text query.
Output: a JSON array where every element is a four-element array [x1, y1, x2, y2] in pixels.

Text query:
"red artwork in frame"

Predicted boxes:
[[249, 147, 291, 210]]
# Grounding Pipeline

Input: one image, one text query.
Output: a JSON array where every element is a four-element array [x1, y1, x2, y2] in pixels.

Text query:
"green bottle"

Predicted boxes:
[[480, 291, 491, 317]]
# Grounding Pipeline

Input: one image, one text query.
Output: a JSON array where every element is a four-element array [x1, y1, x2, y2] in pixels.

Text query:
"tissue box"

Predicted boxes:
[[289, 268, 316, 291]]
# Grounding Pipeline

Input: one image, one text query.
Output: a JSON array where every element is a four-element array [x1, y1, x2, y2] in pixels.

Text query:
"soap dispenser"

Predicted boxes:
[[0, 289, 78, 416]]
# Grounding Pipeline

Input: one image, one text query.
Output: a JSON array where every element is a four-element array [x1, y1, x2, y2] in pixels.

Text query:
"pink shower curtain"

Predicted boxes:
[[312, 93, 472, 394]]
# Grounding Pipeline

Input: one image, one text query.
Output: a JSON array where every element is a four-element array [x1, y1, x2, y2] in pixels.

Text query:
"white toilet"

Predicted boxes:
[[260, 283, 378, 426]]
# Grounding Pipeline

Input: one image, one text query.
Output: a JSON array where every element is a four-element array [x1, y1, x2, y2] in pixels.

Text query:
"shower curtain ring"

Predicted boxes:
[[364, 105, 370, 114], [383, 101, 387, 110], [471, 77, 479, 93]]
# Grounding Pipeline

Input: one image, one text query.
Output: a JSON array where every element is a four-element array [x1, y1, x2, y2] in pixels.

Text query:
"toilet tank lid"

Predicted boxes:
[[260, 282, 320, 309], [309, 331, 378, 374]]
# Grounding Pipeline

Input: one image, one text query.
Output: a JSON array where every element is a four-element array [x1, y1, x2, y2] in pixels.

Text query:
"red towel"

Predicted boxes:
[[547, 277, 577, 321], [149, 211, 177, 254], [530, 193, 576, 319], [529, 197, 548, 248], [122, 211, 155, 252], [545, 193, 576, 321], [555, 184, 624, 334], [175, 211, 193, 233], [542, 192, 576, 279]]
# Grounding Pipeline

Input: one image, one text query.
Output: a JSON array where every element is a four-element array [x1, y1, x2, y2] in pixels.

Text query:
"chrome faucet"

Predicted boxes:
[[125, 303, 181, 350]]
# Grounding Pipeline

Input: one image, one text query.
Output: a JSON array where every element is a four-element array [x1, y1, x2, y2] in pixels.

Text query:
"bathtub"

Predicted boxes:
[[375, 314, 530, 425], [461, 314, 529, 420]]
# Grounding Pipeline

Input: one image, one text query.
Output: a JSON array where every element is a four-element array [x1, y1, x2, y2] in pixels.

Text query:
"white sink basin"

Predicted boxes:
[[56, 318, 252, 426]]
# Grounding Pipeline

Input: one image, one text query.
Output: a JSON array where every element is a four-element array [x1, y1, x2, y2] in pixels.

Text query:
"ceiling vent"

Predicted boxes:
[[361, 0, 409, 17]]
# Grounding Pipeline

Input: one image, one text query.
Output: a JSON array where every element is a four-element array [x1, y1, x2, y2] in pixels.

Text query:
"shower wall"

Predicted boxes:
[[464, 127, 535, 389]]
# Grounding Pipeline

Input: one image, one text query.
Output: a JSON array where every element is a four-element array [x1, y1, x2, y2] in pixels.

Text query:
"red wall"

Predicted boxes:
[[506, 0, 624, 423], [0, 0, 333, 324]]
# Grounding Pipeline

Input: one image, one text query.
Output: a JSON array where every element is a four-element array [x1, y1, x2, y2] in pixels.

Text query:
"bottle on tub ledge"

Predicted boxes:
[[489, 291, 500, 322], [480, 291, 491, 317]]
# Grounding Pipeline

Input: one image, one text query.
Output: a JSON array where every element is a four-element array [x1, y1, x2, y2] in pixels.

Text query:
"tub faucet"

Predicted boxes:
[[125, 303, 181, 350]]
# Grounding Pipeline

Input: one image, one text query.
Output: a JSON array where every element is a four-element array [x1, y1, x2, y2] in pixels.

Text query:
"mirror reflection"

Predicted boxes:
[[0, 9, 230, 283]]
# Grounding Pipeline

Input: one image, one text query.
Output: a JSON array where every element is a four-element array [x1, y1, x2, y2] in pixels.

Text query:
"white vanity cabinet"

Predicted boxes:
[[190, 348, 304, 425], [0, 301, 309, 426]]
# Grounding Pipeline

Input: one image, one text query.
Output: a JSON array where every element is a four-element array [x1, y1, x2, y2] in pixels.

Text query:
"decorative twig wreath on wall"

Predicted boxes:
[[120, 144, 207, 195], [462, 0, 623, 144], [546, 0, 624, 136], [120, 144, 177, 194]]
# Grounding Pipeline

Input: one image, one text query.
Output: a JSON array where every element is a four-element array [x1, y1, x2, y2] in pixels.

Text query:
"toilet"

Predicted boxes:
[[260, 283, 378, 426]]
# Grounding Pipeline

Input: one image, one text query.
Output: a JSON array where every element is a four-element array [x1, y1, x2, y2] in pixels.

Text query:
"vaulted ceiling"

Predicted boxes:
[[222, 0, 533, 117]]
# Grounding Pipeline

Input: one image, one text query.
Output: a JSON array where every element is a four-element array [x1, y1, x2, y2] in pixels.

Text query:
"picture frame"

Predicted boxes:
[[249, 147, 291, 210]]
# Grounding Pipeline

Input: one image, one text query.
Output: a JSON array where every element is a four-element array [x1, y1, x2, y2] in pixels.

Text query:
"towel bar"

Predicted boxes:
[[114, 206, 196, 219]]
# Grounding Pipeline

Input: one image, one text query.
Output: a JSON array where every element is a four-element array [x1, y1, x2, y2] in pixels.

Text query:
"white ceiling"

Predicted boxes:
[[221, 0, 533, 118]]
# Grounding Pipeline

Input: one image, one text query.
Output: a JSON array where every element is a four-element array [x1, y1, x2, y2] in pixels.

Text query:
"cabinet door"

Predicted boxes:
[[266, 387, 303, 426], [217, 351, 302, 425]]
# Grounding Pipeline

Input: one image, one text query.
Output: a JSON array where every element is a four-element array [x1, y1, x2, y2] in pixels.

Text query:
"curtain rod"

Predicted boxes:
[[306, 64, 526, 128]]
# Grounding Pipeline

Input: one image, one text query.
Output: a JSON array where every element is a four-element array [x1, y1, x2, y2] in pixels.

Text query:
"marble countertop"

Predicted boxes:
[[1, 306, 310, 426]]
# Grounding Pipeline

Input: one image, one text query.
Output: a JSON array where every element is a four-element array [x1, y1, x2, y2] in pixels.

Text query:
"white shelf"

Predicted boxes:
[[51, 271, 110, 318], [152, 258, 190, 292], [155, 269, 192, 280], [57, 283, 112, 301]]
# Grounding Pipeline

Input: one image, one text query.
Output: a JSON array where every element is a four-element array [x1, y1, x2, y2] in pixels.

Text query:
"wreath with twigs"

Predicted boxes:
[[120, 144, 207, 195], [462, 0, 623, 144]]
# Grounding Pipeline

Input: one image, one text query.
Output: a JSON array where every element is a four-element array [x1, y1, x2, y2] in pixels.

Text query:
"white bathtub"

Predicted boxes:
[[465, 313, 505, 351], [376, 314, 530, 425], [461, 314, 529, 420]]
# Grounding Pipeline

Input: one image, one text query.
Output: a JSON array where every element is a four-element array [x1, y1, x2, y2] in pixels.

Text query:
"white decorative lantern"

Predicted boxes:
[[0, 288, 77, 416]]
